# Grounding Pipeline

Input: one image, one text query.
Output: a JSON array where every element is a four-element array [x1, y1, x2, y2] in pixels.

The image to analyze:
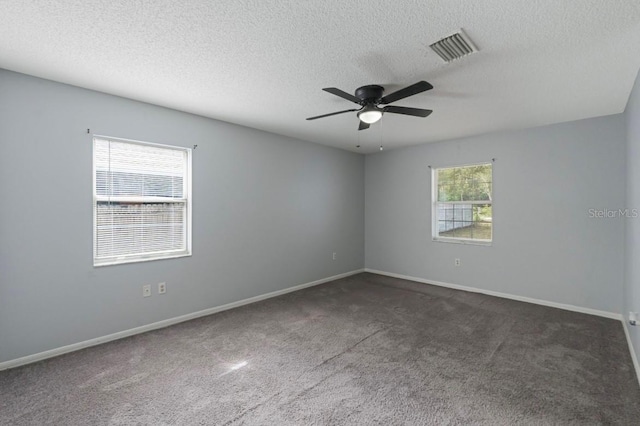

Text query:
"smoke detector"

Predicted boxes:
[[430, 29, 478, 63]]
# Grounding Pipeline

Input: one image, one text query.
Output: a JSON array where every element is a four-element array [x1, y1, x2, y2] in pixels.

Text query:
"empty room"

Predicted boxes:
[[2, 1, 640, 424]]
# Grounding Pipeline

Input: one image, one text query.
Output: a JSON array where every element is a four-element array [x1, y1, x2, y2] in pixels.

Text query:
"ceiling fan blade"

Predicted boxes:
[[358, 121, 370, 131], [306, 108, 359, 121], [322, 87, 361, 104], [383, 105, 433, 117], [379, 81, 433, 105]]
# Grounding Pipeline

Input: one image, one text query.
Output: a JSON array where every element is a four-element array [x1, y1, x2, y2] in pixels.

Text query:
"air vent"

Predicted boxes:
[[430, 29, 478, 63]]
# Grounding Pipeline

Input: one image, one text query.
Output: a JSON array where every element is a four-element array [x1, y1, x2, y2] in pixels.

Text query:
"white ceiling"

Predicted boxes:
[[1, 1, 640, 153]]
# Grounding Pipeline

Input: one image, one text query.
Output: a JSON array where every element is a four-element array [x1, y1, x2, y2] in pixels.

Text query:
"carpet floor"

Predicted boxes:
[[1, 272, 639, 425]]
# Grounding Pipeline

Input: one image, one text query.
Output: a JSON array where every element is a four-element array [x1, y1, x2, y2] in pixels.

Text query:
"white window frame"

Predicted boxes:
[[432, 162, 493, 246], [93, 136, 192, 266]]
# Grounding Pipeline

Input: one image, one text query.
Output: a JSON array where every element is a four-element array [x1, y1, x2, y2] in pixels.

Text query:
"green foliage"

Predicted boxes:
[[473, 205, 492, 222], [437, 164, 492, 202]]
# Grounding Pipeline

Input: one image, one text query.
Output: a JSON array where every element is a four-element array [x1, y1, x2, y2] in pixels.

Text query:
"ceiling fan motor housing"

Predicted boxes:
[[355, 85, 384, 104]]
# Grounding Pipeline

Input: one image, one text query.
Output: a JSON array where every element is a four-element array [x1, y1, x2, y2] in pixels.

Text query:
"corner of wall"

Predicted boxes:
[[623, 64, 640, 386]]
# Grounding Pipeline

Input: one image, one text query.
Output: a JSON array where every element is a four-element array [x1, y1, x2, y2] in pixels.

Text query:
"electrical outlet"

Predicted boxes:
[[143, 284, 151, 298], [454, 258, 461, 266], [630, 312, 638, 326], [158, 282, 166, 294], [332, 252, 337, 261]]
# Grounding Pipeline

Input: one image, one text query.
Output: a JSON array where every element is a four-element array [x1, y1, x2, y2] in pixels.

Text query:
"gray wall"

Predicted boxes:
[[0, 70, 365, 363], [365, 115, 626, 314], [625, 68, 640, 369]]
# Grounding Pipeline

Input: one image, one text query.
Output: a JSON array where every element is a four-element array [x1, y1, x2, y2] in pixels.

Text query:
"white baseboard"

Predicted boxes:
[[364, 269, 622, 320], [0, 269, 364, 371], [622, 321, 640, 387]]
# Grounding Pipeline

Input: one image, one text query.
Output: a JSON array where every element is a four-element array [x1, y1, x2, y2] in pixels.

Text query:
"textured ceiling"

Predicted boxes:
[[1, 1, 640, 153]]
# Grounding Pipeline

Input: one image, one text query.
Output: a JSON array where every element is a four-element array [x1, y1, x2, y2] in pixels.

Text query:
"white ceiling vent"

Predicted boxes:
[[430, 29, 478, 63]]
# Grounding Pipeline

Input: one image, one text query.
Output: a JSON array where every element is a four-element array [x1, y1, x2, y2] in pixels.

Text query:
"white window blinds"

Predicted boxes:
[[93, 137, 191, 266]]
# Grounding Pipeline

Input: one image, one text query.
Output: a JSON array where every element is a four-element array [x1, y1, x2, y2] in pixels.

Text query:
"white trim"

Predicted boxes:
[[430, 160, 494, 170], [93, 134, 191, 151], [432, 237, 492, 246], [622, 321, 640, 387], [0, 269, 364, 371], [364, 269, 622, 320], [94, 251, 192, 267]]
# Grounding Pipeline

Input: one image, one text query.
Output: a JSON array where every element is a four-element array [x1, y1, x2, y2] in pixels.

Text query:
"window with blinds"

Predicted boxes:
[[93, 137, 192, 266]]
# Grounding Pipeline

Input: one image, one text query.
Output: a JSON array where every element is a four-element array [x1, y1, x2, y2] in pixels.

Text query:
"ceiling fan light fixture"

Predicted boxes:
[[358, 105, 383, 124]]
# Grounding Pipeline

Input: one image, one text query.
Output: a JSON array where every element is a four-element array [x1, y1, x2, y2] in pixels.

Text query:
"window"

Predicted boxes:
[[93, 137, 192, 266], [432, 163, 492, 244]]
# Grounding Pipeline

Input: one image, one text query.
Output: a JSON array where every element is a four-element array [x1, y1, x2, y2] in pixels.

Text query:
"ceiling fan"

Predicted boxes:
[[306, 81, 433, 130]]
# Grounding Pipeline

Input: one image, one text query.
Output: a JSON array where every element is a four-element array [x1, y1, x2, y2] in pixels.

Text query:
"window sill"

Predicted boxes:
[[94, 252, 192, 267], [432, 238, 492, 247]]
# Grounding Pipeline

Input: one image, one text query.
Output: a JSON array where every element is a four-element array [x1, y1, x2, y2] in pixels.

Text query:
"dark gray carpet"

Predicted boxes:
[[1, 272, 639, 425]]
